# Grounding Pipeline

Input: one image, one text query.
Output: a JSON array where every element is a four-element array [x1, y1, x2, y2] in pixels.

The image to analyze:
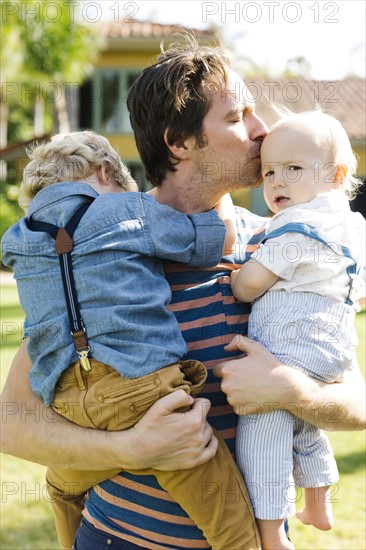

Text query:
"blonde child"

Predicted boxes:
[[2, 131, 259, 550], [229, 112, 365, 550]]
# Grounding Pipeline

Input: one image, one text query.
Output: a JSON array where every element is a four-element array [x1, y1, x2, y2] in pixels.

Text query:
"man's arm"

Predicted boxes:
[[214, 336, 366, 431], [1, 342, 218, 470]]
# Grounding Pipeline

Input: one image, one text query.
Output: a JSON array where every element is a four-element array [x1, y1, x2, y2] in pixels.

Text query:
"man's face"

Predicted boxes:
[[195, 69, 268, 194]]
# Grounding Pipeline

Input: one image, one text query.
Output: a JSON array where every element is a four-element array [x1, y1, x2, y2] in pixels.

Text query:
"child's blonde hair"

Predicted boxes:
[[269, 111, 362, 200], [19, 131, 138, 210]]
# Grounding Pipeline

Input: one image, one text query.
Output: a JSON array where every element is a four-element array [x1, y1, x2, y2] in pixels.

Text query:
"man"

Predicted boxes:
[[1, 38, 365, 549]]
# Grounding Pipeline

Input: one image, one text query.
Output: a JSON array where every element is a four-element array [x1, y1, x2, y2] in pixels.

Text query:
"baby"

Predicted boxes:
[[2, 131, 258, 550], [229, 111, 365, 550]]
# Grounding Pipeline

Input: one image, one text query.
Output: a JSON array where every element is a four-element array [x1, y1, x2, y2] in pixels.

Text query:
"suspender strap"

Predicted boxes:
[[262, 222, 357, 306], [26, 199, 94, 371]]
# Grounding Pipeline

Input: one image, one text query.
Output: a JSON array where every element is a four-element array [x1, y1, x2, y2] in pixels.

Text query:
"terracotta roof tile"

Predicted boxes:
[[99, 19, 214, 39], [249, 77, 366, 140]]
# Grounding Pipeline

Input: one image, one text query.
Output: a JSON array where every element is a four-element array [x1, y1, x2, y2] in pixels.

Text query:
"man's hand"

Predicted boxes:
[[1, 343, 218, 471], [214, 335, 366, 431], [214, 335, 296, 415], [128, 390, 218, 471]]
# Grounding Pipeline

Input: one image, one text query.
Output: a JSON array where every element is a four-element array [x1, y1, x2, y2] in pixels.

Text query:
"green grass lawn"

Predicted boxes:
[[1, 283, 365, 549]]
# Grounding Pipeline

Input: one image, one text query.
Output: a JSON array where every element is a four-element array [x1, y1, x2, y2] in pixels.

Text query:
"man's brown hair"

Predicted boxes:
[[127, 34, 230, 186]]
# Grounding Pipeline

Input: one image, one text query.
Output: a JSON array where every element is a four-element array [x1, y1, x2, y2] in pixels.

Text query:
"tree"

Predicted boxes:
[[0, 1, 25, 179], [0, 0, 103, 143], [18, 0, 103, 134]]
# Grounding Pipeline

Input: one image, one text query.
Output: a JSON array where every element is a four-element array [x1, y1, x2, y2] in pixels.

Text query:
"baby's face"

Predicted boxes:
[[260, 125, 335, 213]]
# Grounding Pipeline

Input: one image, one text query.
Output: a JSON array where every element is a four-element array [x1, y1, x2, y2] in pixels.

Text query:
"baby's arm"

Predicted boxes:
[[231, 259, 279, 303]]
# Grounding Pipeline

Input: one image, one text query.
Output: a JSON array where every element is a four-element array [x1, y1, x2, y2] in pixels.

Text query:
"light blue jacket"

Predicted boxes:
[[2, 182, 226, 405]]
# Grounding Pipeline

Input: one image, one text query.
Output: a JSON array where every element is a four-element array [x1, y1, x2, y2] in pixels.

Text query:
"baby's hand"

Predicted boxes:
[[213, 194, 237, 255]]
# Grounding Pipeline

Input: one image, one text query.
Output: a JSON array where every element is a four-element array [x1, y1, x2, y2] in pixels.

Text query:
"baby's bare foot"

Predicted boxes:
[[296, 507, 333, 531], [297, 487, 334, 531]]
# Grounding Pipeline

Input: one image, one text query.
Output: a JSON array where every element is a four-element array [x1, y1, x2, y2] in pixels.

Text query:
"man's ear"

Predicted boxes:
[[163, 129, 195, 160], [332, 164, 348, 189]]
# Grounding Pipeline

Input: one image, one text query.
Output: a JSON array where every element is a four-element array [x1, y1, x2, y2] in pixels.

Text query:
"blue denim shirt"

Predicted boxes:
[[2, 182, 226, 405]]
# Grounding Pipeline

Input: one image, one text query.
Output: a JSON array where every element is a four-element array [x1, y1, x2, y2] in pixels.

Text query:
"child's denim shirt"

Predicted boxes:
[[2, 182, 226, 405]]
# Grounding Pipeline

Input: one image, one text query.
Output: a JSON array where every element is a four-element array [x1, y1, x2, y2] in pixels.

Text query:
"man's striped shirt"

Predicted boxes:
[[82, 207, 266, 549]]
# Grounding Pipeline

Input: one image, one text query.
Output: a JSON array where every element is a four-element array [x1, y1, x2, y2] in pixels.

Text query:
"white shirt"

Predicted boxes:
[[251, 192, 366, 308]]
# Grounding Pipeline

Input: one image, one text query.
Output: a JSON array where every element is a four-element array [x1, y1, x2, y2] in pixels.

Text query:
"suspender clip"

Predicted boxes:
[[72, 328, 92, 372], [77, 348, 92, 372]]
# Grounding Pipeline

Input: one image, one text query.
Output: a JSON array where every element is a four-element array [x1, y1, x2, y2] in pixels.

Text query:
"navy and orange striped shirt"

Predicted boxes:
[[82, 207, 267, 549]]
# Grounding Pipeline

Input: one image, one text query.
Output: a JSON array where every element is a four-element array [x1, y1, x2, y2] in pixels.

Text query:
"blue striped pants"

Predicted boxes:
[[236, 291, 355, 519]]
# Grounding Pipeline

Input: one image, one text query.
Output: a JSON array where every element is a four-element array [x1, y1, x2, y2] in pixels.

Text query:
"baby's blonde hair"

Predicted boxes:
[[269, 111, 362, 200], [19, 131, 137, 211]]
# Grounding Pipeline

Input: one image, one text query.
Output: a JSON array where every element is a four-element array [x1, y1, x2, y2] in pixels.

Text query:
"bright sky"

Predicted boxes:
[[91, 0, 366, 80]]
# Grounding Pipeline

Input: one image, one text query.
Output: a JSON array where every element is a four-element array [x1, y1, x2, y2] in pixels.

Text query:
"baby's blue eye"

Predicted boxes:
[[287, 165, 301, 171], [264, 170, 275, 177]]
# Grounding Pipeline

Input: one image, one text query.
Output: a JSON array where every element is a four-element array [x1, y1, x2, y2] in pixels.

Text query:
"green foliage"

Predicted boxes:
[[1, 0, 103, 144], [0, 2, 25, 88], [7, 103, 35, 144], [19, 0, 102, 83]]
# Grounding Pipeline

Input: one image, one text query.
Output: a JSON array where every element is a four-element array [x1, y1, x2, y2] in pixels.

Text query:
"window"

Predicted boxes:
[[93, 69, 141, 134], [101, 72, 120, 133], [78, 80, 93, 130]]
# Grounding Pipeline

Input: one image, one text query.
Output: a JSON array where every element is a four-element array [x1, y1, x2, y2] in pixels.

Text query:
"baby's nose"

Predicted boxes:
[[272, 179, 286, 188]]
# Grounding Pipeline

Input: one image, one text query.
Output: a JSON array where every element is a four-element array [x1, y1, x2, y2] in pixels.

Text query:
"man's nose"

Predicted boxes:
[[248, 113, 268, 141]]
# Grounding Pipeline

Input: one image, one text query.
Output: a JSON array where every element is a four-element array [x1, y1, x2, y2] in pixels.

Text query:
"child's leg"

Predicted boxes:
[[50, 356, 172, 548], [46, 467, 121, 550], [154, 429, 260, 549], [293, 417, 338, 531], [157, 428, 260, 549], [236, 409, 296, 522], [52, 359, 261, 550], [296, 486, 334, 530], [256, 519, 295, 550], [49, 360, 129, 549]]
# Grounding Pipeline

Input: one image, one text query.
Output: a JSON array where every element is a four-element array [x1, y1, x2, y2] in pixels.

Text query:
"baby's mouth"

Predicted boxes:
[[274, 195, 290, 205]]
